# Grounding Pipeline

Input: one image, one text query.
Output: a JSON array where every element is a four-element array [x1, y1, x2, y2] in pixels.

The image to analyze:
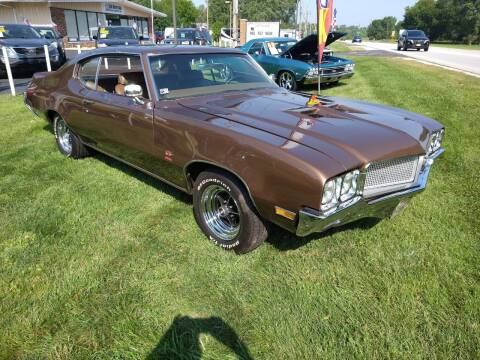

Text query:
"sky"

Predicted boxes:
[[191, 0, 418, 26]]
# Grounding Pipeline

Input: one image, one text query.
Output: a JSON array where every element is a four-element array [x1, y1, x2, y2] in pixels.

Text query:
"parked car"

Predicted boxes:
[[24, 46, 445, 254], [398, 30, 430, 51], [93, 26, 144, 47], [240, 32, 355, 91], [0, 23, 61, 75], [155, 31, 164, 44], [33, 25, 66, 63], [163, 28, 211, 45], [352, 35, 362, 43]]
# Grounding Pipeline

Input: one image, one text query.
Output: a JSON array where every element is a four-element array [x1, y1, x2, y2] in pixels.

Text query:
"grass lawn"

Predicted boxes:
[[431, 43, 480, 50], [1, 56, 479, 359]]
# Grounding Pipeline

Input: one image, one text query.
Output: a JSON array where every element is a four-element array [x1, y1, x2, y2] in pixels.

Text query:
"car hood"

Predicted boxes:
[[407, 37, 429, 41], [0, 38, 49, 47], [178, 88, 441, 170], [281, 32, 347, 57], [97, 39, 140, 46]]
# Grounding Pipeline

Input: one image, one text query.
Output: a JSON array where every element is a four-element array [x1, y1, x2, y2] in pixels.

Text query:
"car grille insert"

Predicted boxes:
[[364, 155, 421, 197], [13, 47, 44, 57]]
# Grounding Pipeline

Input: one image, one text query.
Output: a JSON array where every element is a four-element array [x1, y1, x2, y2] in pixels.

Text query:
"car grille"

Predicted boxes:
[[13, 47, 44, 57], [322, 66, 346, 75], [364, 155, 420, 197]]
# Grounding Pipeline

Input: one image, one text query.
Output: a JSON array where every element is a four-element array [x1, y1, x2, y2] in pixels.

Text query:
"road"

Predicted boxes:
[[358, 41, 480, 77]]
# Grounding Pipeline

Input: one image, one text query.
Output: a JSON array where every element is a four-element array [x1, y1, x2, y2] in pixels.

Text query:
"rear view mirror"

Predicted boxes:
[[125, 84, 143, 98]]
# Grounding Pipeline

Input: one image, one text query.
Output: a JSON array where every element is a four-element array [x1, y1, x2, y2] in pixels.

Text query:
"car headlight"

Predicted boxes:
[[3, 46, 17, 58], [50, 41, 58, 49], [307, 67, 319, 77], [321, 170, 361, 212], [427, 129, 444, 156], [345, 63, 355, 72], [97, 43, 108, 48]]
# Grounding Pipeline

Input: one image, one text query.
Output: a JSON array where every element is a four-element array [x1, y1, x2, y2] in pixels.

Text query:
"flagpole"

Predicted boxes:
[[317, 1, 321, 95]]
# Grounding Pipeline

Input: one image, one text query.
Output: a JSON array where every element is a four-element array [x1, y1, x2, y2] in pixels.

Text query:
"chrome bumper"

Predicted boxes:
[[296, 148, 444, 237], [303, 71, 354, 84]]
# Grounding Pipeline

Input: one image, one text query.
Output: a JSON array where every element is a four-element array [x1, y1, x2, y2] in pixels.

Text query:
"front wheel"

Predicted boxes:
[[278, 71, 297, 91], [424, 47, 429, 52], [193, 170, 268, 254]]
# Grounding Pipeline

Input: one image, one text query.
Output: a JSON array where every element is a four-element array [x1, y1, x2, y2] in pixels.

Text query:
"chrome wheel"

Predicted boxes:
[[55, 117, 72, 154], [279, 72, 295, 90], [200, 184, 241, 241]]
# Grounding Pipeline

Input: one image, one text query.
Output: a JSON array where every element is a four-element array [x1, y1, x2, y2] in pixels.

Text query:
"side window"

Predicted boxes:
[[78, 57, 100, 90], [97, 55, 149, 99], [248, 42, 264, 56]]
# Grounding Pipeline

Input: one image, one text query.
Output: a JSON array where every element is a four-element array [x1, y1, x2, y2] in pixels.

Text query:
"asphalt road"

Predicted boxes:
[[358, 41, 480, 77]]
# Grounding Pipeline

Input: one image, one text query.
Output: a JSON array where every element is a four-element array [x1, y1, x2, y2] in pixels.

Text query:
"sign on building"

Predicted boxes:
[[246, 22, 280, 42]]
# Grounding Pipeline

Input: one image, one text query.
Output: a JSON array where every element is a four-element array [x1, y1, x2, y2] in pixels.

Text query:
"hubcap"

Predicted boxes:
[[56, 118, 72, 154], [201, 185, 241, 241], [279, 72, 294, 90]]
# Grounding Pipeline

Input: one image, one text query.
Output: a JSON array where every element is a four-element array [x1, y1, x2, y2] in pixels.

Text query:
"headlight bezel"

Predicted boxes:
[[321, 169, 362, 213], [427, 129, 444, 156], [3, 46, 18, 58]]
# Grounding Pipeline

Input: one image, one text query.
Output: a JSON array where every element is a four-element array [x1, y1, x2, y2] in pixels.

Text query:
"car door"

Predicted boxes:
[[90, 54, 158, 172], [248, 41, 278, 76]]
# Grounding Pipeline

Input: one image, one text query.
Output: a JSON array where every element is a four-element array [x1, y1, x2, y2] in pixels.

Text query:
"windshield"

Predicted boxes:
[[99, 27, 137, 40], [0, 24, 41, 39], [149, 53, 275, 99], [265, 41, 297, 55], [407, 30, 426, 37]]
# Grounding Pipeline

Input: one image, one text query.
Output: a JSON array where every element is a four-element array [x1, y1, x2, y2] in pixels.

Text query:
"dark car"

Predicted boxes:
[[398, 30, 430, 51], [0, 23, 61, 75], [94, 26, 143, 47], [352, 35, 362, 43], [24, 46, 445, 254], [33, 26, 66, 63], [163, 28, 211, 45], [155, 31, 164, 44]]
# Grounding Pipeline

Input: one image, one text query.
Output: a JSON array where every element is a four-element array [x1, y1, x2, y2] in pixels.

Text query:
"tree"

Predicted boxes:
[[367, 17, 397, 40]]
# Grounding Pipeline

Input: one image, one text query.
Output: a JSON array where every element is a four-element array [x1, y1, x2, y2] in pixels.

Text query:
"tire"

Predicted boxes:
[[403, 44, 408, 51], [424, 47, 429, 52], [417, 48, 421, 51], [53, 115, 88, 159], [193, 170, 268, 254], [278, 71, 297, 91], [397, 43, 401, 51]]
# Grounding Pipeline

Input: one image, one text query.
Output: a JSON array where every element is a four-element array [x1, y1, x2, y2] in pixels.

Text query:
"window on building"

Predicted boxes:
[[76, 11, 89, 40], [87, 12, 98, 38], [65, 10, 78, 41]]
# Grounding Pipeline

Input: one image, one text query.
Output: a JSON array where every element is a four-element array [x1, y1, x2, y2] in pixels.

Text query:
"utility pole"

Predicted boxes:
[[206, 0, 209, 29], [150, 0, 154, 39], [232, 0, 238, 47], [172, 0, 177, 44]]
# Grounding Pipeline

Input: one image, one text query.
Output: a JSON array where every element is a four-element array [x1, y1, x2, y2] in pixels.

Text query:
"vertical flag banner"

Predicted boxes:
[[317, 0, 334, 65]]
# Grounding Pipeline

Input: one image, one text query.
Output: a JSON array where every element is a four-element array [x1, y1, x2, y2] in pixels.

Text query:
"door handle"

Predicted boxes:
[[83, 100, 95, 106]]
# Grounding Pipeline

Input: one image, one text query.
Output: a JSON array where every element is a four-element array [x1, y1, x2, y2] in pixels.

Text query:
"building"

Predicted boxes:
[[0, 0, 165, 46]]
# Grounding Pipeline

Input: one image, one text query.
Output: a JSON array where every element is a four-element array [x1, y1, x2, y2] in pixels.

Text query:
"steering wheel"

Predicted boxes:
[[219, 64, 234, 84]]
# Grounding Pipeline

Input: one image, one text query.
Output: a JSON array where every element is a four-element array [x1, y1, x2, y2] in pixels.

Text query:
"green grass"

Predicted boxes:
[[431, 43, 480, 50], [1, 56, 480, 359]]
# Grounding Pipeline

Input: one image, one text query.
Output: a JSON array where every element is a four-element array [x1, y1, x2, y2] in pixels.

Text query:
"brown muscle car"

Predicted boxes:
[[24, 46, 445, 254]]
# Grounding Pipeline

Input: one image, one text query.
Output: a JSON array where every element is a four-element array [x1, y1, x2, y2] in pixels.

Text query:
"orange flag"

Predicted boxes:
[[317, 0, 334, 65]]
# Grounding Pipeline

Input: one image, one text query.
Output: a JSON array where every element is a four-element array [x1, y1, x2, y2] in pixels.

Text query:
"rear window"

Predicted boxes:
[[99, 27, 137, 40]]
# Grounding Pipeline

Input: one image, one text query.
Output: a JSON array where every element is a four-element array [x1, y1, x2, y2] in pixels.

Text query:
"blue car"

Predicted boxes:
[[240, 32, 355, 91]]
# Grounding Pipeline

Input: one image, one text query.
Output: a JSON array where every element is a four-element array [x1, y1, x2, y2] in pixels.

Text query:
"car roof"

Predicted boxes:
[[0, 23, 31, 26], [73, 45, 245, 61]]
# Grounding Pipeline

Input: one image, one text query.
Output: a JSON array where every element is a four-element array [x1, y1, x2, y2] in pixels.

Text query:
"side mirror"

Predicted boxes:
[[125, 84, 143, 98], [92, 35, 98, 40], [139, 35, 145, 41], [44, 33, 54, 39]]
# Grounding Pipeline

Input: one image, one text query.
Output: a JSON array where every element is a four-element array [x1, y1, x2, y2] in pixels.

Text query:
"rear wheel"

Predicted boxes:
[[193, 170, 268, 254], [53, 115, 89, 159], [278, 71, 297, 91]]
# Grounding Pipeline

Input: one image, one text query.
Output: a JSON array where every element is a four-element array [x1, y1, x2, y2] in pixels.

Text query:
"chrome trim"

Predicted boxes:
[[296, 148, 444, 237]]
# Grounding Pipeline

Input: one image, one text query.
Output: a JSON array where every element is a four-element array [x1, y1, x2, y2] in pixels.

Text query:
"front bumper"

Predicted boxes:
[[296, 148, 444, 237], [303, 71, 354, 84]]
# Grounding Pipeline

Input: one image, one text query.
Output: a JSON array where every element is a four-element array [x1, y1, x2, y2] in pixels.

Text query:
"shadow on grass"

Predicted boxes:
[[300, 81, 349, 92], [266, 218, 381, 251], [146, 315, 253, 360]]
